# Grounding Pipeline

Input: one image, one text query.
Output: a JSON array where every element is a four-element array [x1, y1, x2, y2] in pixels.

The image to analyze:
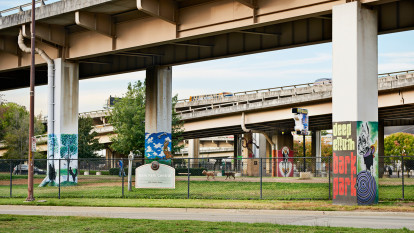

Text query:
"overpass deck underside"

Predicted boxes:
[[1, 0, 414, 90]]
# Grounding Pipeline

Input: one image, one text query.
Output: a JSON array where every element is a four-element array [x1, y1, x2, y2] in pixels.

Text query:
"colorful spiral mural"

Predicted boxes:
[[356, 170, 377, 205]]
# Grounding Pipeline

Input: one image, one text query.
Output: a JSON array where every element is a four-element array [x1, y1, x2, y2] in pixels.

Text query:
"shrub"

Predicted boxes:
[[109, 167, 136, 175], [175, 168, 206, 176]]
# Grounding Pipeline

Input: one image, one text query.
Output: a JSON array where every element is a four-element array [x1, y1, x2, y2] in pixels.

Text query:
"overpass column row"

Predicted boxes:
[[41, 58, 79, 187], [332, 2, 379, 205]]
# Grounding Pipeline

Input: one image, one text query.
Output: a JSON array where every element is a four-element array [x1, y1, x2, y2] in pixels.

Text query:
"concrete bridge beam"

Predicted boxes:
[[332, 2, 378, 205]]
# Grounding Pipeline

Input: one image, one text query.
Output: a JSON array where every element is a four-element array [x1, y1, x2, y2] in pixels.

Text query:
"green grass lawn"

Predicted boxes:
[[1, 179, 413, 200], [0, 215, 411, 233]]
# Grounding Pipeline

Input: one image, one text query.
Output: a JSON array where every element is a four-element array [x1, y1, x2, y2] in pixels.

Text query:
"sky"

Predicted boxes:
[[1, 1, 414, 116]]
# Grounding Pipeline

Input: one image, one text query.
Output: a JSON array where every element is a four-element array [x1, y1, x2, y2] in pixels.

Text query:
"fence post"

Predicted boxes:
[[401, 155, 404, 200], [10, 160, 13, 198], [58, 158, 61, 199], [122, 160, 125, 198], [187, 158, 190, 199], [328, 157, 331, 200], [260, 158, 263, 199]]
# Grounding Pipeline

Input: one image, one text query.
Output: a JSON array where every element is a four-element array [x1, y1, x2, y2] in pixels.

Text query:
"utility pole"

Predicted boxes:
[[27, 0, 36, 202]]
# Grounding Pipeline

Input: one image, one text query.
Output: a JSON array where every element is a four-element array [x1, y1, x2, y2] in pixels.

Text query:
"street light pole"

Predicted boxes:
[[27, 0, 36, 202]]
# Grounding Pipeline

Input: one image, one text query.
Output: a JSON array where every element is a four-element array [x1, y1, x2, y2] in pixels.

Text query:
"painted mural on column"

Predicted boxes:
[[145, 132, 172, 165], [356, 121, 378, 205], [277, 146, 294, 177], [332, 121, 378, 205], [39, 134, 58, 187]]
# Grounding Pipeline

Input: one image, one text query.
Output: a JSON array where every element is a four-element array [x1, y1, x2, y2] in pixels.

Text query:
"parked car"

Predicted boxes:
[[13, 164, 46, 175]]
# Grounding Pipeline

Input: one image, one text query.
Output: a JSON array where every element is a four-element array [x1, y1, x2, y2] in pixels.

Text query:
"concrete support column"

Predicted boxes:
[[41, 58, 79, 187], [242, 133, 252, 174], [312, 131, 322, 174], [234, 134, 242, 172], [145, 66, 172, 164], [188, 139, 200, 168], [378, 121, 385, 178], [258, 134, 267, 158], [332, 2, 378, 205]]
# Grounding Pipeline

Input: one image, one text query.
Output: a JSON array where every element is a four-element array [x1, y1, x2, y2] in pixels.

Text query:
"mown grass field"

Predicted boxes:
[[0, 174, 413, 201], [0, 215, 412, 233]]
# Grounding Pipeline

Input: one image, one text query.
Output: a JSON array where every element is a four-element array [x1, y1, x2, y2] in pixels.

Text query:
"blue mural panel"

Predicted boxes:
[[145, 132, 172, 164]]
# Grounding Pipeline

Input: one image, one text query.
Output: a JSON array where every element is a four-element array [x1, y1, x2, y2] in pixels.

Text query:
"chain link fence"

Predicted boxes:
[[0, 156, 413, 200]]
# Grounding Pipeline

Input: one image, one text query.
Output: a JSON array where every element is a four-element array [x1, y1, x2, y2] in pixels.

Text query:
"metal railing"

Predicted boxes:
[[0, 0, 53, 17], [177, 70, 414, 104], [1, 156, 413, 201], [176, 71, 414, 115]]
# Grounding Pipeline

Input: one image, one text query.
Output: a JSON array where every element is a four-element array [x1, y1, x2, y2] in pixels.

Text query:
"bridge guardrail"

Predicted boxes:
[[0, 0, 54, 17], [177, 71, 414, 116], [177, 70, 414, 105]]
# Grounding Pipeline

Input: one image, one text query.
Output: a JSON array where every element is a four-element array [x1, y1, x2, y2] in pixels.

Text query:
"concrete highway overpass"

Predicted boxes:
[[1, 0, 414, 90], [1, 0, 414, 198], [178, 72, 414, 138]]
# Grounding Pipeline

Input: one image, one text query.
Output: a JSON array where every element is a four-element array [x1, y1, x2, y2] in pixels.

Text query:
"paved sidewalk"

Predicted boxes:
[[1, 205, 414, 230]]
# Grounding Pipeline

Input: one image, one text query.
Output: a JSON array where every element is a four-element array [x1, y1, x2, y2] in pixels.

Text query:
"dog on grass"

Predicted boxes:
[[202, 170, 215, 180], [224, 172, 236, 180]]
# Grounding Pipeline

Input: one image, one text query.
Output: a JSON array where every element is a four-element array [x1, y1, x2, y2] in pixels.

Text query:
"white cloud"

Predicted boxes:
[[154, 143, 162, 149], [146, 146, 153, 153]]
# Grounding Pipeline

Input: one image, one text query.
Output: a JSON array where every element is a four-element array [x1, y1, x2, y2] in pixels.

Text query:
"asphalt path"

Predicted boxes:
[[1, 205, 413, 230]]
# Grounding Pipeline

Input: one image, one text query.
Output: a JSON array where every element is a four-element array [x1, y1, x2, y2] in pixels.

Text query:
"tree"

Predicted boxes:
[[293, 136, 312, 157], [0, 102, 45, 159], [78, 117, 103, 158], [321, 142, 333, 157], [110, 81, 184, 157], [384, 133, 414, 165], [171, 95, 184, 155], [110, 81, 146, 156]]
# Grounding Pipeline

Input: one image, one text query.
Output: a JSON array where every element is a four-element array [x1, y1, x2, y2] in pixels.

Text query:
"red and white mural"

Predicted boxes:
[[277, 146, 294, 177]]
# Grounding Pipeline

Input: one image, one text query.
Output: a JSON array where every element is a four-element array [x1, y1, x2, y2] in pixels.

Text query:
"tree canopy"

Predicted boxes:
[[78, 116, 104, 158], [0, 102, 45, 159], [110, 81, 146, 156], [384, 132, 414, 159], [109, 81, 183, 157]]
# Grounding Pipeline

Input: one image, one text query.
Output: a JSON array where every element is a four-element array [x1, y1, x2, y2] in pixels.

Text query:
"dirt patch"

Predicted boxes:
[[176, 176, 329, 183], [0, 179, 44, 185]]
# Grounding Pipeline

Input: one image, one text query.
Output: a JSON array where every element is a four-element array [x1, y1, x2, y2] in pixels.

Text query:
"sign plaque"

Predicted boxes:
[[135, 161, 175, 189]]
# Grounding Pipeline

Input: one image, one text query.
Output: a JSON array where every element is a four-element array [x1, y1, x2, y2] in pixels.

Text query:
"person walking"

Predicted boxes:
[[118, 159, 126, 177]]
